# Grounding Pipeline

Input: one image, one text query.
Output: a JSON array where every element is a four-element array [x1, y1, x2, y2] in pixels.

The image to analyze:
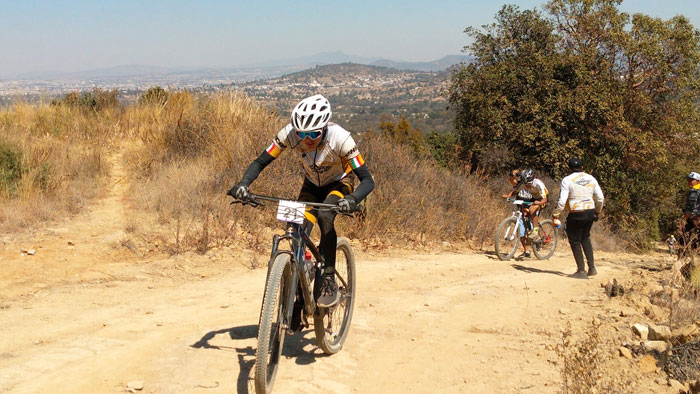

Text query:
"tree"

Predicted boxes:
[[448, 0, 700, 243], [140, 86, 169, 106], [379, 117, 430, 158]]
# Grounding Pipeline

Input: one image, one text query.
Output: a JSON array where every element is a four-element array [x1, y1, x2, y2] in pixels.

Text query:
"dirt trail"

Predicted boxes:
[[0, 143, 134, 299], [0, 148, 677, 393]]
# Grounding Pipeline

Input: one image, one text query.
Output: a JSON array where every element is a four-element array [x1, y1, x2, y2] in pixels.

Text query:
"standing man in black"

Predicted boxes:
[[552, 158, 605, 279], [679, 172, 700, 257]]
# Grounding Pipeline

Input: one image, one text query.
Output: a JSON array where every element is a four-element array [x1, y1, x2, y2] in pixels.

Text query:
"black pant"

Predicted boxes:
[[566, 210, 595, 271], [297, 177, 354, 275]]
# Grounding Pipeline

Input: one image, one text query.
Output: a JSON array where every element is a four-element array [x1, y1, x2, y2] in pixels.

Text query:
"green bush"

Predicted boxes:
[[51, 88, 121, 112], [448, 0, 700, 246], [139, 86, 169, 106], [0, 141, 23, 196]]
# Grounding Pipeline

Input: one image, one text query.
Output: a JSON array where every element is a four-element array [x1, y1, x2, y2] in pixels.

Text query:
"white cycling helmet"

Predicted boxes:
[[291, 94, 332, 132]]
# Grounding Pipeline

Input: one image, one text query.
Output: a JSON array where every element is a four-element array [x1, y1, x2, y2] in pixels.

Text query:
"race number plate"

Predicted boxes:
[[513, 200, 524, 205], [276, 200, 306, 224]]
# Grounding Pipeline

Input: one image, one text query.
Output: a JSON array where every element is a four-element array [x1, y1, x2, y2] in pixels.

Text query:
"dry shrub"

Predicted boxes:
[[0, 103, 108, 228], [557, 320, 634, 394], [124, 91, 295, 252], [124, 91, 510, 252], [649, 257, 700, 331], [348, 132, 505, 246]]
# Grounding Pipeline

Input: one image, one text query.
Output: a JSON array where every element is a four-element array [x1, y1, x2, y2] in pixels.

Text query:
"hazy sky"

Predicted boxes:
[[1, 0, 699, 77]]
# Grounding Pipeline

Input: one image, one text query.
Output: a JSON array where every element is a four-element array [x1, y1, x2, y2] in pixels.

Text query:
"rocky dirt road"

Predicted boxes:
[[0, 148, 678, 393], [0, 241, 676, 394]]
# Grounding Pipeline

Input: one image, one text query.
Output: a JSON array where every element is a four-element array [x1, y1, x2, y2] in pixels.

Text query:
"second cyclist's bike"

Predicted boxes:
[[494, 198, 558, 261], [232, 193, 357, 394]]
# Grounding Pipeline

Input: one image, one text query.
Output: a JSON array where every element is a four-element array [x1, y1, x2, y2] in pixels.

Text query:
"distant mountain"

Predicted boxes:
[[279, 63, 405, 81], [247, 51, 382, 68], [371, 55, 473, 72]]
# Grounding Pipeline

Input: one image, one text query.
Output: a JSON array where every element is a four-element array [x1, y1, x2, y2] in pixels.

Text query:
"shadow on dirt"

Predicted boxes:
[[481, 250, 500, 260], [192, 325, 327, 393], [511, 264, 568, 276]]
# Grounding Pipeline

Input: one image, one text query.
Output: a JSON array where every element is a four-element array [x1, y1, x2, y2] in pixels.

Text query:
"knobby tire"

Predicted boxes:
[[495, 216, 520, 261], [314, 237, 356, 354], [255, 253, 293, 394], [532, 219, 558, 260]]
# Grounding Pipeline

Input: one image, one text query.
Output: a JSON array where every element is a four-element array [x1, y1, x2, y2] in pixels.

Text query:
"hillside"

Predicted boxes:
[[1, 93, 697, 393], [372, 54, 472, 71], [240, 63, 452, 133]]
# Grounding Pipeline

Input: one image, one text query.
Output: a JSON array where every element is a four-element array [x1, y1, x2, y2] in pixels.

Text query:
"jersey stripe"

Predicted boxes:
[[349, 154, 365, 169], [266, 142, 282, 158]]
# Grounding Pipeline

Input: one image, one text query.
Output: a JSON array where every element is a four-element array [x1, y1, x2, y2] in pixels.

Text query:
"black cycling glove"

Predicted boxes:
[[337, 197, 358, 213], [227, 183, 250, 201]]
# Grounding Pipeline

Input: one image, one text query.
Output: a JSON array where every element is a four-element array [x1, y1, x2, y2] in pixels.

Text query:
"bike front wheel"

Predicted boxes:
[[314, 237, 356, 354], [255, 253, 293, 394], [495, 216, 520, 261], [533, 219, 558, 260]]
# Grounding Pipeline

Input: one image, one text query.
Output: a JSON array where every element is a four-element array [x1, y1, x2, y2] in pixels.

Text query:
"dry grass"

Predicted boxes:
[[557, 320, 634, 393], [0, 90, 628, 254], [122, 91, 508, 252], [0, 103, 109, 229], [350, 133, 505, 247]]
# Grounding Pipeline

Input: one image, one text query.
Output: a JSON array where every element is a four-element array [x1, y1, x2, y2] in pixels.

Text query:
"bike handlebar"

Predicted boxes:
[[506, 198, 534, 206], [231, 193, 360, 215]]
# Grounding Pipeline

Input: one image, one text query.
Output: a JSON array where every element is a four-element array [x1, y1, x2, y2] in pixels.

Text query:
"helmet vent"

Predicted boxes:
[[311, 104, 317, 110], [303, 115, 314, 129], [319, 106, 327, 112], [312, 117, 321, 128]]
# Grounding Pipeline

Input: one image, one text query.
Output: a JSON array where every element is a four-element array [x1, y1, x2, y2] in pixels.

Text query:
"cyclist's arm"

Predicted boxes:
[[533, 180, 547, 205], [593, 178, 604, 214], [348, 159, 374, 202], [239, 151, 276, 186], [338, 133, 374, 203], [683, 189, 698, 217], [508, 169, 520, 187], [239, 138, 286, 186], [552, 178, 570, 218]]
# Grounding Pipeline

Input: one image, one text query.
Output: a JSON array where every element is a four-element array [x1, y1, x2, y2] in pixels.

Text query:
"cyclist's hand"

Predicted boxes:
[[501, 194, 509, 199], [593, 213, 599, 222], [227, 183, 250, 201], [337, 197, 358, 213], [553, 218, 562, 228]]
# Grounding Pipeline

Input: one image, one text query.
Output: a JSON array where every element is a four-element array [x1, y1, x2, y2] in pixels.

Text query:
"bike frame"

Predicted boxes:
[[270, 221, 323, 319], [504, 199, 533, 241], [242, 193, 345, 321]]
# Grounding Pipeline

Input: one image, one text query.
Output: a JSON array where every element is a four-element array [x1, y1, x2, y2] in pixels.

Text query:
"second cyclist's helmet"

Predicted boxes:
[[521, 168, 535, 184], [291, 94, 332, 132]]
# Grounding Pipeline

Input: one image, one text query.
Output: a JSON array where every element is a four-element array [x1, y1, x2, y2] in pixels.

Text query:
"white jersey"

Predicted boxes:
[[266, 123, 364, 187], [553, 171, 604, 216], [517, 178, 548, 200]]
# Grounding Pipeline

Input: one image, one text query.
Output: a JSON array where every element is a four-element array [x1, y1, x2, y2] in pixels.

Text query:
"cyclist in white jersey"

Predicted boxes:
[[503, 169, 548, 249], [229, 94, 374, 308]]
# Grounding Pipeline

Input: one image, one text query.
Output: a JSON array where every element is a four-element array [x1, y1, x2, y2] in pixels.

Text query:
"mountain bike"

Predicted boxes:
[[232, 193, 357, 394], [494, 198, 558, 261]]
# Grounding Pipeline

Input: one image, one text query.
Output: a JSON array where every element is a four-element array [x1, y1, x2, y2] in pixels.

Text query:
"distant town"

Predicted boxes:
[[0, 54, 468, 132]]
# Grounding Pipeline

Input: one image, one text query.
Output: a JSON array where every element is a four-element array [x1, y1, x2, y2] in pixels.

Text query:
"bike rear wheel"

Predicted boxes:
[[314, 237, 356, 354], [495, 216, 520, 261], [533, 219, 558, 260], [255, 253, 293, 394]]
